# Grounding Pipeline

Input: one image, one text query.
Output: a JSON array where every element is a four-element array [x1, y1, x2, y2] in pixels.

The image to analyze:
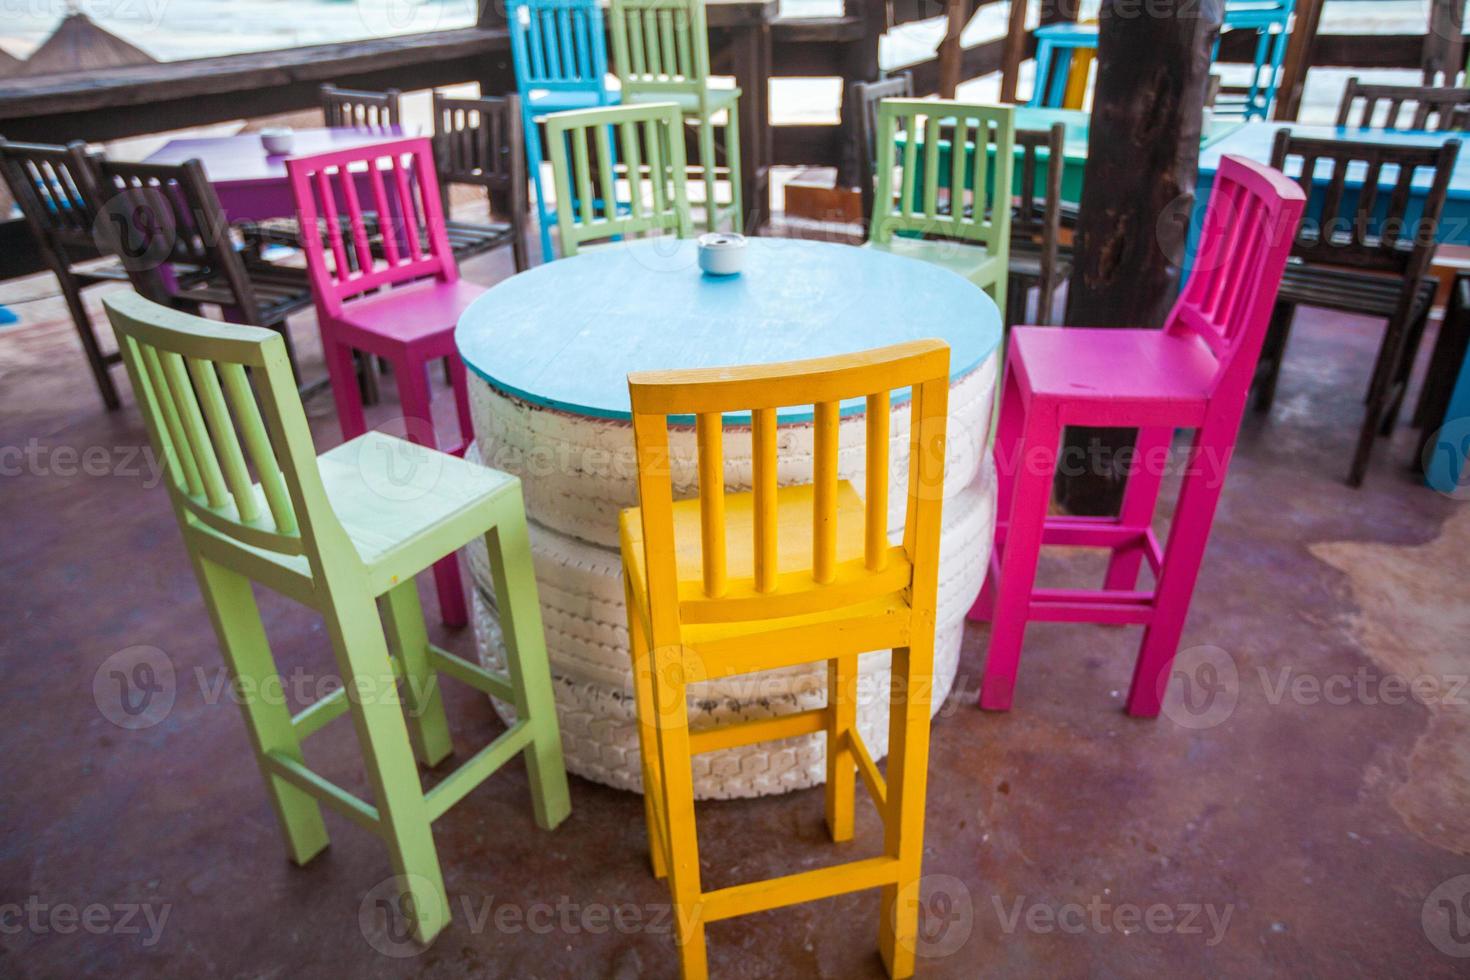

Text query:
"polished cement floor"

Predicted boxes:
[[2, 227, 1468, 979]]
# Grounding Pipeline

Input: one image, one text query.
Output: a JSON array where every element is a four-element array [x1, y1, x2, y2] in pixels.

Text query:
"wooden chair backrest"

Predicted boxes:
[[84, 155, 260, 316], [850, 72, 914, 220], [544, 102, 692, 257], [320, 84, 402, 131], [431, 91, 526, 217], [608, 0, 711, 98], [1335, 77, 1470, 131], [285, 136, 455, 317], [1268, 129, 1459, 279], [627, 340, 950, 629], [0, 138, 105, 267], [507, 0, 612, 94], [869, 99, 1014, 254], [1167, 154, 1306, 394], [1012, 122, 1067, 299], [102, 291, 347, 569]]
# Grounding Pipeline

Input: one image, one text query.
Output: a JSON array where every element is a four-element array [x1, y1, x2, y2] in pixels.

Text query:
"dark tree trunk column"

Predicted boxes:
[[1056, 0, 1223, 515]]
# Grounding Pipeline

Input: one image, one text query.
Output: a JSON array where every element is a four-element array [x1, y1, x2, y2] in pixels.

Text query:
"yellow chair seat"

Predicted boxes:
[[621, 481, 913, 670], [864, 235, 1005, 287]]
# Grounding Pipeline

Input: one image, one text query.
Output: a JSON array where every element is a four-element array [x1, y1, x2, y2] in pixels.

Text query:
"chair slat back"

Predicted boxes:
[[320, 84, 402, 131], [1168, 155, 1305, 388], [1268, 130, 1459, 278], [544, 102, 692, 257], [508, 0, 612, 95], [103, 292, 347, 563], [627, 340, 950, 628], [286, 137, 454, 316], [850, 72, 914, 221], [1012, 123, 1067, 302], [84, 156, 261, 315], [1335, 77, 1470, 131], [432, 91, 527, 226], [608, 0, 710, 97], [869, 99, 1014, 253], [0, 139, 106, 262]]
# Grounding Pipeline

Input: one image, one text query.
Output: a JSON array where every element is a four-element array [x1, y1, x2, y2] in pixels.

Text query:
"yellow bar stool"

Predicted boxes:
[[620, 340, 951, 979]]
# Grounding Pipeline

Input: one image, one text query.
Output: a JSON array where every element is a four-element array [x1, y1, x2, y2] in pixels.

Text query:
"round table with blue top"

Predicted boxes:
[[454, 236, 1003, 799]]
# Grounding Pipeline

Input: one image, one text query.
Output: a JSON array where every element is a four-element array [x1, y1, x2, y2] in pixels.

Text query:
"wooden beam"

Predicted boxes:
[[1000, 0, 1030, 102], [1059, 0, 1224, 514], [1274, 0, 1324, 120]]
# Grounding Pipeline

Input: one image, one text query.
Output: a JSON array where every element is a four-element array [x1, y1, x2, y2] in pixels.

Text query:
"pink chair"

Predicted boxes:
[[287, 136, 482, 627], [970, 155, 1306, 716]]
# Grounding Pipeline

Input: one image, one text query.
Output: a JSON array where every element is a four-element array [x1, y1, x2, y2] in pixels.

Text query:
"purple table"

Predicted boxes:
[[142, 126, 406, 221]]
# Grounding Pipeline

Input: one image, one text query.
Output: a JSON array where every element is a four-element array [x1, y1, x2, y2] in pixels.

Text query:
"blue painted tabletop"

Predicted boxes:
[[456, 237, 1002, 422]]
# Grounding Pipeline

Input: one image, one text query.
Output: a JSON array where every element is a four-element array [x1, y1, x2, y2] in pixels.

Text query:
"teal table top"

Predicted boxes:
[[456, 237, 1002, 423]]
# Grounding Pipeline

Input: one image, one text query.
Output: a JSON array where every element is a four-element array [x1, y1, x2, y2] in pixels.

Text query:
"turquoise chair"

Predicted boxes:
[[507, 0, 619, 262]]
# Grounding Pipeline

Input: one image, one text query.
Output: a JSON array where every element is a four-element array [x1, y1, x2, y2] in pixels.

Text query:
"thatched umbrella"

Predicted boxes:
[[18, 10, 156, 77]]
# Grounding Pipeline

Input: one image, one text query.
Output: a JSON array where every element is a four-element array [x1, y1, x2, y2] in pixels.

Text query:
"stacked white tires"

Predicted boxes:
[[465, 356, 998, 799]]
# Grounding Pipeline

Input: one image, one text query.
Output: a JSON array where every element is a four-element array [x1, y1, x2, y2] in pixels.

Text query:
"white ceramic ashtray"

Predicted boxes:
[[260, 128, 296, 155], [697, 232, 747, 276]]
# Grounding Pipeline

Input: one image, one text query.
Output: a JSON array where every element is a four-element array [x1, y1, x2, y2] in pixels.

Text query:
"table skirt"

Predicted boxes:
[[462, 355, 999, 798]]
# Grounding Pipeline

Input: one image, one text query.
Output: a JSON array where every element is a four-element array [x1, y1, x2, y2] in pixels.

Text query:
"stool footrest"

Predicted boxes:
[[424, 720, 533, 821], [702, 855, 902, 923], [688, 707, 826, 755], [428, 644, 515, 703], [1029, 589, 1156, 624], [847, 730, 887, 811], [264, 750, 382, 834], [292, 686, 350, 739]]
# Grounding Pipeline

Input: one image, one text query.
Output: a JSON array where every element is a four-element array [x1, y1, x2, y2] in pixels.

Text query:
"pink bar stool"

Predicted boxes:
[[970, 155, 1306, 716], [288, 136, 484, 627]]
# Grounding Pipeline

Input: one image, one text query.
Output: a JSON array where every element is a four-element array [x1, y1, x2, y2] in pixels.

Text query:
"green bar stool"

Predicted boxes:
[[103, 291, 571, 946]]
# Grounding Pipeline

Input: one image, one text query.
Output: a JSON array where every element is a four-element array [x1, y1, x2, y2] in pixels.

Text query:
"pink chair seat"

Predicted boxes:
[[337, 279, 488, 357], [1009, 326, 1218, 427]]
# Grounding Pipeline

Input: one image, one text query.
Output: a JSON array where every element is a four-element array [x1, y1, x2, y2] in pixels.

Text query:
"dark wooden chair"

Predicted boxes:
[[320, 83, 402, 130], [1007, 123, 1071, 325], [79, 154, 315, 383], [431, 91, 529, 271], [849, 72, 913, 226], [1256, 129, 1459, 485], [1415, 270, 1470, 472], [0, 139, 142, 409], [1335, 77, 1470, 131]]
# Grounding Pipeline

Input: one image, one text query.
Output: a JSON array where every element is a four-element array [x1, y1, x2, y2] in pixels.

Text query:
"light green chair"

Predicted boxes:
[[103, 291, 570, 946], [866, 99, 1014, 315], [608, 0, 741, 232], [545, 102, 694, 257]]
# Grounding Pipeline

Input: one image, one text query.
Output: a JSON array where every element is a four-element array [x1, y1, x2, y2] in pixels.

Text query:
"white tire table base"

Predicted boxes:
[[464, 356, 998, 799]]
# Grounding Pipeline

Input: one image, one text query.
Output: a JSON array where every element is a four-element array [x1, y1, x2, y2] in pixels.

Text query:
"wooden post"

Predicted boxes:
[[937, 0, 970, 98], [999, 0, 1030, 103], [838, 0, 885, 188], [1273, 0, 1323, 121], [1057, 0, 1223, 515], [1424, 0, 1466, 85]]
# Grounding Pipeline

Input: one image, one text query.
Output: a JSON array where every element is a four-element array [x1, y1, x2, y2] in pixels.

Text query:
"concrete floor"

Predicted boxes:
[[2, 230, 1468, 979]]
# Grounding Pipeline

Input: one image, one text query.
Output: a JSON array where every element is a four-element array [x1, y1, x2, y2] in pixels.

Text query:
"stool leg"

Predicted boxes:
[[625, 571, 668, 879], [648, 640, 708, 978], [380, 581, 453, 768], [447, 354, 473, 457], [980, 400, 1059, 711], [825, 651, 858, 843], [191, 554, 329, 865], [724, 106, 744, 233], [485, 498, 571, 832], [1103, 426, 1173, 592], [878, 635, 936, 979], [968, 367, 1024, 623], [1125, 427, 1228, 717], [395, 354, 469, 627], [327, 590, 451, 945], [524, 111, 557, 263], [698, 115, 719, 233], [324, 337, 368, 441], [1029, 41, 1054, 107]]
